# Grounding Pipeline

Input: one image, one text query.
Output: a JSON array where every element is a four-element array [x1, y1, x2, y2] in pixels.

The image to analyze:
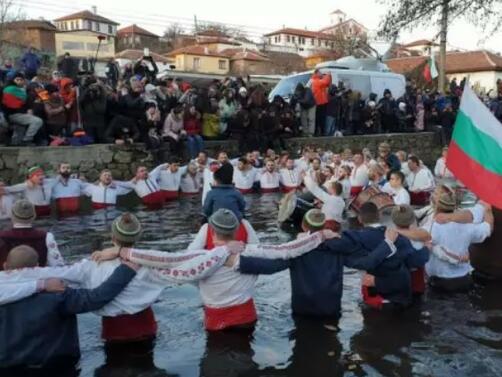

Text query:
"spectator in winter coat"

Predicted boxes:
[[163, 105, 186, 156], [291, 83, 316, 136], [57, 53, 78, 80], [378, 89, 397, 133], [311, 69, 332, 136], [105, 58, 120, 88], [325, 85, 339, 136], [105, 115, 140, 145], [60, 78, 78, 132], [79, 78, 108, 143], [184, 105, 204, 159], [44, 84, 67, 138], [21, 47, 41, 80]]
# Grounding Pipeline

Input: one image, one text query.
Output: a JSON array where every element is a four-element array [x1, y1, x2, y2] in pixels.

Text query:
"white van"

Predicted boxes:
[[268, 59, 406, 102]]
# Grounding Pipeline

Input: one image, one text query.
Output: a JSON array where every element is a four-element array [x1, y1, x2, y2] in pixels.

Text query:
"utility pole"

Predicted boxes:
[[194, 14, 199, 34], [438, 0, 449, 92]]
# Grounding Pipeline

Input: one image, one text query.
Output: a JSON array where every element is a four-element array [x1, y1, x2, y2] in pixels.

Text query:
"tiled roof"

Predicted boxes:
[[403, 39, 439, 48], [166, 45, 229, 58], [229, 50, 270, 62], [117, 24, 158, 38], [197, 37, 240, 46], [115, 49, 172, 63], [54, 10, 119, 25], [2, 20, 57, 31], [264, 28, 333, 40]]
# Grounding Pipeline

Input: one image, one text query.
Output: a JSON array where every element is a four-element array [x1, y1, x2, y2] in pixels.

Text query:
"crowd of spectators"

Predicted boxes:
[[2, 49, 502, 159]]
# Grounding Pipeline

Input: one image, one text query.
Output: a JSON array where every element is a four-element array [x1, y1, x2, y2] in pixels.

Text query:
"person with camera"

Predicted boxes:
[[79, 76, 108, 143]]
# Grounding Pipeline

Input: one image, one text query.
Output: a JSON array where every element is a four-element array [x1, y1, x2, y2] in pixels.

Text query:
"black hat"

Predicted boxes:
[[214, 163, 234, 185]]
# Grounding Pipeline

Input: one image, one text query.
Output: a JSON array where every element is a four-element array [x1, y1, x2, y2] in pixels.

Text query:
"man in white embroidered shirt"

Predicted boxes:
[[349, 152, 369, 197], [406, 155, 435, 206]]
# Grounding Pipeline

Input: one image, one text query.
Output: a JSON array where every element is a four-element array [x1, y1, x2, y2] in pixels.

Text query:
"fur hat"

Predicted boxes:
[[303, 209, 326, 229], [391, 205, 415, 228], [209, 209, 239, 236], [111, 213, 142, 244], [214, 163, 234, 185], [11, 200, 36, 224], [436, 191, 457, 213]]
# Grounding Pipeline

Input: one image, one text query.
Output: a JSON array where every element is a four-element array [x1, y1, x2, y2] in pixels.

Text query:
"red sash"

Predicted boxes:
[[411, 267, 426, 295], [92, 202, 114, 210], [142, 191, 165, 206], [102, 307, 157, 342], [324, 220, 341, 232], [204, 299, 257, 331], [261, 187, 280, 193], [35, 205, 51, 217], [281, 186, 298, 194], [161, 190, 179, 201], [350, 186, 363, 198], [410, 191, 431, 206], [237, 188, 254, 194], [206, 222, 248, 250], [361, 285, 384, 310], [56, 197, 80, 213], [180, 191, 200, 197]]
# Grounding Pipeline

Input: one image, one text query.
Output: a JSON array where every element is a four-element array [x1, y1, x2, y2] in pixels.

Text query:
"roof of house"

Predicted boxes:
[[115, 49, 173, 63], [330, 9, 346, 14], [117, 24, 159, 38], [196, 29, 230, 38], [264, 28, 333, 40], [166, 45, 230, 58], [2, 20, 57, 31], [319, 18, 368, 33], [196, 37, 241, 46], [54, 10, 119, 25], [403, 39, 439, 48], [386, 50, 502, 74], [228, 50, 270, 62]]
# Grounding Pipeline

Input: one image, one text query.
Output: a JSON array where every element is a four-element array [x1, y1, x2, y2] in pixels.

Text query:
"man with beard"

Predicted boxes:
[[129, 164, 167, 207], [82, 169, 134, 209], [280, 157, 303, 193], [258, 159, 281, 193], [51, 163, 88, 214], [233, 158, 258, 194]]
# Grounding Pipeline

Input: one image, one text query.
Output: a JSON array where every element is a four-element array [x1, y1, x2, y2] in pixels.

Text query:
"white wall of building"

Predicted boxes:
[[447, 71, 501, 94]]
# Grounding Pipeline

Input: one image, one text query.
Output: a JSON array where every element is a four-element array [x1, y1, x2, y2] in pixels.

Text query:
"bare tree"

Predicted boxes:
[[378, 0, 502, 91], [163, 23, 185, 41], [330, 30, 371, 58], [195, 21, 248, 40]]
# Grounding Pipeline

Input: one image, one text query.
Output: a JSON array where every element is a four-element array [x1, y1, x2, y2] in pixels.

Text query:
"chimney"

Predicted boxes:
[[92, 6, 97, 14]]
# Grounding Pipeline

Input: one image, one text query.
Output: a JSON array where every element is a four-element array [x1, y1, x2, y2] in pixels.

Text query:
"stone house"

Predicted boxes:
[[0, 20, 57, 54], [116, 24, 163, 53]]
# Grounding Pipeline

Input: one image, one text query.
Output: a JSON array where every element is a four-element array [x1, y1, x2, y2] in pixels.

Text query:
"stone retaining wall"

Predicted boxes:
[[0, 132, 442, 184]]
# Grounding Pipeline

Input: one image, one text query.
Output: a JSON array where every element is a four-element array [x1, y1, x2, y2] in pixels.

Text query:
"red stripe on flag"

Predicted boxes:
[[447, 141, 502, 209]]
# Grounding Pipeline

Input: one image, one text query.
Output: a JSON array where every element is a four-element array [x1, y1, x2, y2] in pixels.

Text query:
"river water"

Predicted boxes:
[[18, 194, 502, 377]]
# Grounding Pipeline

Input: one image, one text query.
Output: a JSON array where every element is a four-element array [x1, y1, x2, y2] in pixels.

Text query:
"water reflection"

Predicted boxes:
[[3, 193, 502, 377]]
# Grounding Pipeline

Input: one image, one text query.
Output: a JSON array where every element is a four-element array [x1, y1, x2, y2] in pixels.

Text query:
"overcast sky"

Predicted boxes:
[[16, 0, 502, 52]]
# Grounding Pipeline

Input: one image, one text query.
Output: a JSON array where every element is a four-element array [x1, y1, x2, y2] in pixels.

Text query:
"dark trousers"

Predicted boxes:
[[429, 274, 472, 292], [315, 104, 327, 136]]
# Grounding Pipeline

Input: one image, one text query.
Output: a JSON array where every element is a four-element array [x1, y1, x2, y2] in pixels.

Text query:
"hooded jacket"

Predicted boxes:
[[311, 73, 332, 106]]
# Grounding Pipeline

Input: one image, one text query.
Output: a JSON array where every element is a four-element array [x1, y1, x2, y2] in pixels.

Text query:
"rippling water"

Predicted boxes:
[[14, 193, 502, 377]]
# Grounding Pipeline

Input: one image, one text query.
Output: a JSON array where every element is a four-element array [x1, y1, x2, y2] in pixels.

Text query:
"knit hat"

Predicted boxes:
[[436, 191, 457, 213], [209, 209, 239, 236], [214, 163, 234, 185], [303, 209, 326, 229], [27, 166, 44, 179], [111, 213, 142, 244], [7, 70, 24, 81], [11, 199, 36, 224], [391, 205, 415, 228]]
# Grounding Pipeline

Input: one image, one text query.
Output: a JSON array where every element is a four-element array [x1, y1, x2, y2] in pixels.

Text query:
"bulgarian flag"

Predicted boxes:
[[423, 54, 439, 82], [447, 84, 502, 208]]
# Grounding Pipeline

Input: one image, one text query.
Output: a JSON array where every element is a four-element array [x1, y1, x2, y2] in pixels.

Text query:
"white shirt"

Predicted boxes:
[[350, 164, 369, 188], [201, 168, 216, 204], [159, 166, 187, 191], [426, 221, 491, 279], [5, 179, 56, 206], [51, 177, 86, 199], [83, 181, 133, 205], [401, 161, 411, 178], [304, 176, 344, 222], [130, 164, 166, 198], [259, 171, 280, 190], [382, 183, 411, 205], [406, 168, 435, 192], [434, 157, 454, 179], [279, 168, 302, 188], [180, 172, 203, 194], [294, 158, 310, 173], [338, 178, 351, 200], [233, 168, 258, 191], [11, 224, 65, 267], [0, 194, 15, 220], [329, 164, 343, 180]]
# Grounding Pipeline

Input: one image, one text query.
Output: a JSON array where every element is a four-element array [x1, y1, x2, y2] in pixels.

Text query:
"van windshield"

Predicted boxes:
[[268, 73, 311, 101]]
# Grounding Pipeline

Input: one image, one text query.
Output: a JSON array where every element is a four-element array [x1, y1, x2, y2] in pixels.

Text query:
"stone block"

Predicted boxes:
[[113, 151, 133, 164], [79, 160, 96, 172]]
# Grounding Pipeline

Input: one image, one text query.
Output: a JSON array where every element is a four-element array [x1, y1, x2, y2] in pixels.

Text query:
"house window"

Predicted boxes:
[[311, 38, 314, 45], [94, 22, 99, 31], [219, 60, 227, 70], [193, 57, 201, 71], [292, 36, 296, 43], [87, 20, 92, 29], [325, 41, 328, 47], [135, 35, 141, 43], [70, 21, 74, 30], [269, 38, 272, 44], [331, 42, 334, 48], [108, 25, 113, 34], [62, 41, 85, 50], [286, 35, 290, 43], [318, 39, 321, 46]]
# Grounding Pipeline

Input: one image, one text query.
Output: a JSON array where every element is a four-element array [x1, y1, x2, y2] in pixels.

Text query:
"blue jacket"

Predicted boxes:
[[203, 185, 246, 221], [334, 227, 429, 306], [239, 236, 393, 318], [21, 52, 41, 74], [0, 264, 136, 368]]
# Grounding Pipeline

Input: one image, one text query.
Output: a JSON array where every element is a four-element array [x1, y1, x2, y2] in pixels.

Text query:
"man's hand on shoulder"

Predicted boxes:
[[39, 278, 66, 293]]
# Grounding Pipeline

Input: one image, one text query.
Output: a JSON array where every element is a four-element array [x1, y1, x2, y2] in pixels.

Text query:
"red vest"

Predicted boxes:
[[0, 228, 48, 269], [205, 222, 248, 250]]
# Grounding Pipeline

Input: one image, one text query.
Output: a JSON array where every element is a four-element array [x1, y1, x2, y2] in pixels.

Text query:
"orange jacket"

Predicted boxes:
[[311, 73, 332, 105]]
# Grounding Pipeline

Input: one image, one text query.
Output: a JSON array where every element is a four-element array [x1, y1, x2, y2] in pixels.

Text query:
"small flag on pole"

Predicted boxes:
[[423, 54, 439, 82], [446, 84, 502, 209]]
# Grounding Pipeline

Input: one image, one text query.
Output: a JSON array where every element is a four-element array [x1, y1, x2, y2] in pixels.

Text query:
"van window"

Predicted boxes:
[[337, 73, 371, 97], [268, 73, 311, 100]]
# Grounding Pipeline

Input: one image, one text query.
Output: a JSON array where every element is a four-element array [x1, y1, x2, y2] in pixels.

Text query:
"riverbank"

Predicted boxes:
[[0, 132, 442, 183]]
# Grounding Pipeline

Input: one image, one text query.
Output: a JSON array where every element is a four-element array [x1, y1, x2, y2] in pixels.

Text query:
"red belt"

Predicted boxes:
[[281, 186, 298, 193], [35, 205, 51, 217], [361, 285, 384, 310], [161, 190, 179, 201], [324, 220, 341, 232], [56, 197, 80, 213], [142, 191, 165, 206], [410, 191, 431, 206], [92, 202, 115, 209], [204, 299, 257, 331], [180, 191, 200, 197], [350, 186, 364, 198], [261, 187, 280, 193], [237, 188, 254, 194], [102, 307, 157, 342], [411, 267, 426, 295]]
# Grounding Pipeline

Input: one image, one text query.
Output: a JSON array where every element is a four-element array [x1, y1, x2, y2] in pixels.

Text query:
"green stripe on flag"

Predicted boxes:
[[452, 111, 502, 176]]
